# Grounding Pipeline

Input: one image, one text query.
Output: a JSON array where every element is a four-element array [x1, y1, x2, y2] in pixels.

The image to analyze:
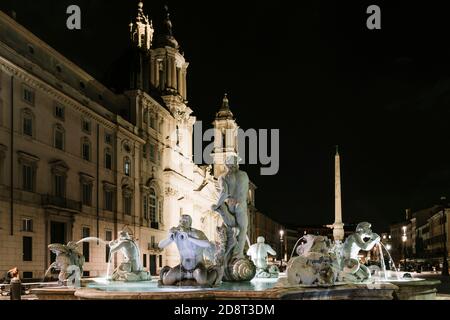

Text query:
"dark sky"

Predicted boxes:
[[2, 0, 450, 232]]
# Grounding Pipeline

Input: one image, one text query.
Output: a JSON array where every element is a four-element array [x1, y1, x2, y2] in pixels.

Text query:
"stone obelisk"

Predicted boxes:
[[332, 146, 345, 241]]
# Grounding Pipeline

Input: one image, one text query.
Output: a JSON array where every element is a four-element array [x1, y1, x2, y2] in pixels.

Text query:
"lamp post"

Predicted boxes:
[[279, 230, 284, 271], [402, 226, 407, 271], [440, 196, 449, 276]]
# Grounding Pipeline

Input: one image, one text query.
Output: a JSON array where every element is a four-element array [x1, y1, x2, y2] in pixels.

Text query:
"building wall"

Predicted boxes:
[[0, 11, 224, 279]]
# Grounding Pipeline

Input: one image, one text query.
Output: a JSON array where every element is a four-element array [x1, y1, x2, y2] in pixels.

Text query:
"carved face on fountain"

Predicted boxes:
[[355, 222, 373, 239]]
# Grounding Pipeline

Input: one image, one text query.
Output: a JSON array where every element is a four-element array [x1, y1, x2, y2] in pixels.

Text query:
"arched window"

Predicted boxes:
[[54, 124, 65, 150], [149, 187, 157, 222], [21, 108, 35, 138], [124, 157, 131, 176], [81, 137, 91, 161], [158, 199, 163, 224]]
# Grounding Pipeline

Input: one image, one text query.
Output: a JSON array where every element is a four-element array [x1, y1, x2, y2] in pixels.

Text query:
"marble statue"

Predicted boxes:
[[247, 236, 279, 278], [287, 235, 338, 286], [47, 241, 85, 284], [340, 222, 380, 282], [158, 215, 223, 286], [109, 230, 150, 281], [212, 154, 256, 281]]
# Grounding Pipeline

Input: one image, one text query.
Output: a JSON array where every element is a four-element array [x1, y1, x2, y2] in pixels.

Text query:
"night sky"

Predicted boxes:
[[1, 0, 450, 232]]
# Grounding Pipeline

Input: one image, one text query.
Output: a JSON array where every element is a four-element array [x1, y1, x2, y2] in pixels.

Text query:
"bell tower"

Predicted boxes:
[[150, 5, 189, 100], [212, 94, 239, 178], [129, 1, 154, 51], [127, 1, 154, 93]]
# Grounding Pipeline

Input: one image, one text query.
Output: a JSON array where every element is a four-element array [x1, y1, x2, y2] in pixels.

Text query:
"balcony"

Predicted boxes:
[[41, 194, 82, 212], [148, 243, 161, 250]]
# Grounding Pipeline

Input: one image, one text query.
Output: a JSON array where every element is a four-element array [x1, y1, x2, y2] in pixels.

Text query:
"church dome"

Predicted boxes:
[[153, 6, 179, 49]]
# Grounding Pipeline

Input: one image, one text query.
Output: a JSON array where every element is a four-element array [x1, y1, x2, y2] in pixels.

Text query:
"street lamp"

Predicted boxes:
[[279, 230, 284, 270], [440, 196, 449, 276], [402, 227, 407, 271]]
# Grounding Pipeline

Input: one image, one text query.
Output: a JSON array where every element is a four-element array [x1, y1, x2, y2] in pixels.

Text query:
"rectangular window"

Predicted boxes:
[[124, 196, 132, 215], [143, 254, 147, 268], [149, 144, 156, 162], [55, 130, 64, 150], [151, 236, 156, 248], [23, 272, 33, 279], [54, 174, 65, 197], [23, 117, 33, 136], [82, 119, 91, 134], [23, 236, 32, 261], [149, 115, 155, 129], [82, 183, 92, 206], [105, 230, 112, 263], [143, 110, 148, 124], [22, 164, 34, 192], [82, 143, 90, 161], [22, 86, 35, 105], [54, 105, 65, 120], [105, 133, 112, 145], [105, 191, 113, 211], [159, 255, 163, 268], [105, 150, 112, 170], [82, 227, 90, 262], [22, 218, 33, 232]]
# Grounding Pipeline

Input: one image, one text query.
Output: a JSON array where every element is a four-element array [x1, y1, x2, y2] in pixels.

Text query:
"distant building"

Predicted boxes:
[[388, 204, 449, 267]]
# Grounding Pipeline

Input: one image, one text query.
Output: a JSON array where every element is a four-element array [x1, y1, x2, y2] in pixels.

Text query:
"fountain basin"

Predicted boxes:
[[30, 276, 439, 300]]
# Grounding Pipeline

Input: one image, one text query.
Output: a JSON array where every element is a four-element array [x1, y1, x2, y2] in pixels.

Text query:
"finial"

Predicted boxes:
[[222, 93, 229, 108], [163, 4, 173, 36], [138, 1, 144, 9], [335, 145, 339, 155]]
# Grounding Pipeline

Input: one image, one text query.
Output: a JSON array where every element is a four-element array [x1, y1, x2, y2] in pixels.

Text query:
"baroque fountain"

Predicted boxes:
[[31, 156, 440, 300]]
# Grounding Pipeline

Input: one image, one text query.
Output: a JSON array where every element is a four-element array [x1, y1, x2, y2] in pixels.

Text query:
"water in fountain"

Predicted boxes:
[[106, 251, 112, 280], [76, 237, 108, 246], [42, 265, 54, 282], [379, 242, 399, 273], [377, 243, 387, 280], [289, 236, 306, 260]]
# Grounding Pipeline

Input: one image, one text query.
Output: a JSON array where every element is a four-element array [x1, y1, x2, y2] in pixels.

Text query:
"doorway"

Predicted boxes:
[[50, 221, 66, 263], [150, 255, 157, 276]]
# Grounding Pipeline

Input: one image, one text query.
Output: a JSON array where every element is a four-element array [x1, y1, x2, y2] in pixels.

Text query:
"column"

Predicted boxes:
[[150, 58, 155, 86], [182, 70, 187, 99], [166, 58, 172, 89], [172, 58, 177, 91]]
